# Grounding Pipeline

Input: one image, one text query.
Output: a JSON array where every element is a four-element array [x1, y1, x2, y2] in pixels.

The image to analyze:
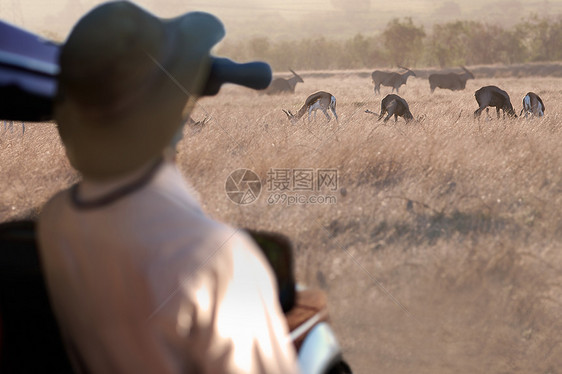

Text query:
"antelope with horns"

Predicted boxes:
[[474, 86, 517, 119], [365, 94, 414, 123], [283, 91, 338, 124], [371, 66, 416, 95], [428, 66, 475, 93], [266, 69, 304, 95], [520, 92, 545, 118]]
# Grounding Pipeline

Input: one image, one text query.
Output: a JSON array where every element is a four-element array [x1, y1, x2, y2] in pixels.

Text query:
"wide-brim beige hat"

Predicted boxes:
[[55, 1, 225, 180]]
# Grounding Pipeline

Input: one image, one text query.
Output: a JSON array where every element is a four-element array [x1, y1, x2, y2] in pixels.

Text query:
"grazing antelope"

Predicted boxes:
[[371, 66, 416, 95], [283, 91, 338, 124], [266, 69, 304, 95], [428, 66, 475, 93], [2, 120, 25, 135], [474, 86, 517, 120], [365, 94, 413, 123], [520, 92, 545, 118]]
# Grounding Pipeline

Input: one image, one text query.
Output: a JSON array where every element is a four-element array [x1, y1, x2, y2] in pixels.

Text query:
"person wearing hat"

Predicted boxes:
[[37, 2, 299, 373]]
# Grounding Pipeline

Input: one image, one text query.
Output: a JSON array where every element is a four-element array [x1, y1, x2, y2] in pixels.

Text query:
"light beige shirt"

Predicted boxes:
[[38, 160, 299, 374]]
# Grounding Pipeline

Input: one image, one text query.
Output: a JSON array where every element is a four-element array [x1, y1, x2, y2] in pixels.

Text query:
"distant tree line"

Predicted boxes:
[[217, 15, 562, 70]]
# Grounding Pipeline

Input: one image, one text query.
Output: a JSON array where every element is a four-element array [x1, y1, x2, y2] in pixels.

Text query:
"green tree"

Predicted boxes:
[[427, 20, 529, 67], [517, 15, 562, 62], [426, 21, 472, 67], [382, 18, 426, 67], [496, 25, 528, 64], [216, 15, 562, 71]]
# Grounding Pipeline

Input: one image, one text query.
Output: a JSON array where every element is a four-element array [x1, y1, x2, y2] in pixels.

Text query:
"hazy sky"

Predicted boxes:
[[3, 0, 562, 41], [3, 0, 335, 37]]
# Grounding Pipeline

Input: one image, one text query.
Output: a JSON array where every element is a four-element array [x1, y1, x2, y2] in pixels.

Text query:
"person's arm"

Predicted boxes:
[[172, 229, 300, 373]]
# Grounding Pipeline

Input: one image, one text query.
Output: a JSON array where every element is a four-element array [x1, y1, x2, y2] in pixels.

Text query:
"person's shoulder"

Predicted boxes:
[[208, 226, 263, 258], [193, 224, 259, 262], [214, 227, 276, 285], [190, 224, 270, 276]]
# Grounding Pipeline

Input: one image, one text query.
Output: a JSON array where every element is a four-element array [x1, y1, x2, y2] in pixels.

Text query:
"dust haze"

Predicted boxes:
[[4, 0, 562, 41]]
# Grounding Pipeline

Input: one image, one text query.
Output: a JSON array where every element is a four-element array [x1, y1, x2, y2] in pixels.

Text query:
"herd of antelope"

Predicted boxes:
[[270, 67, 545, 125]]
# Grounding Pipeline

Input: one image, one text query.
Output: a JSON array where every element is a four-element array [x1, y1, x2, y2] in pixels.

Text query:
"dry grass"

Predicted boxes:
[[3, 72, 562, 373], [0, 122, 77, 219]]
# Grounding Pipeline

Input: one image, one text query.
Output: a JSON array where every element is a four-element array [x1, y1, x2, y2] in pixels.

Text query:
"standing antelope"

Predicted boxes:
[[474, 86, 517, 119], [365, 94, 413, 123], [266, 69, 304, 95], [371, 66, 416, 95], [283, 91, 338, 124], [428, 66, 475, 93], [520, 92, 545, 118]]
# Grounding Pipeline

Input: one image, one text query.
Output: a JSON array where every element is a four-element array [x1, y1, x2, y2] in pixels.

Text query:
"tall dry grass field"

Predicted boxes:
[[2, 72, 562, 373]]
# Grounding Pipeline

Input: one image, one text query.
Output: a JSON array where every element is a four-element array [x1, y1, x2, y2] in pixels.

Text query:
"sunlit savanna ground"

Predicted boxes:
[[2, 70, 562, 373]]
